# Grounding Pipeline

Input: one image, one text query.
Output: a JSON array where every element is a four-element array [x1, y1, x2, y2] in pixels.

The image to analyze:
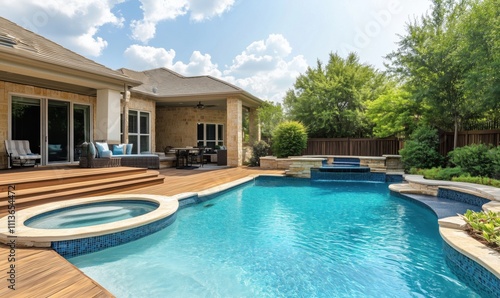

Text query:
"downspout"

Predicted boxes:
[[123, 84, 129, 144]]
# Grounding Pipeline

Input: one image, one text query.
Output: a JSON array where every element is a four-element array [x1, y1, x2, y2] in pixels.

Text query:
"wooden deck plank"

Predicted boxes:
[[0, 165, 284, 297]]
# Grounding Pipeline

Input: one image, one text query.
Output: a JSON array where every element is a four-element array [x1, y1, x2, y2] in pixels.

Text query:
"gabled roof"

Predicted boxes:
[[119, 68, 262, 105], [0, 17, 139, 88]]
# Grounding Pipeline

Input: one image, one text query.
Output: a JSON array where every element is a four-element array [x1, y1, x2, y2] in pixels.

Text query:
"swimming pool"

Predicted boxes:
[[25, 200, 159, 229], [70, 178, 481, 297]]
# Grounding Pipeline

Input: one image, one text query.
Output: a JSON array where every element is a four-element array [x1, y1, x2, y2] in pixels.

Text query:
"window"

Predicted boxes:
[[197, 123, 224, 148], [128, 110, 150, 154]]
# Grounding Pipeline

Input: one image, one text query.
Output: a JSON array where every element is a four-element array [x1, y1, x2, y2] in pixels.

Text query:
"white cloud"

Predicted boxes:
[[123, 34, 307, 102], [124, 45, 176, 70], [189, 0, 235, 22], [0, 0, 124, 56], [131, 0, 234, 43], [172, 51, 222, 77], [222, 34, 307, 102]]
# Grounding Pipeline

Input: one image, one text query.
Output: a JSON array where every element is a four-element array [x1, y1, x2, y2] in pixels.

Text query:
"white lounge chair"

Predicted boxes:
[[4, 140, 41, 167]]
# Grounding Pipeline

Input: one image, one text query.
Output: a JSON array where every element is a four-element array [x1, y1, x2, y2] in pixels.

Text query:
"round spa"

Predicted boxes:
[[25, 200, 159, 229], [0, 194, 179, 257]]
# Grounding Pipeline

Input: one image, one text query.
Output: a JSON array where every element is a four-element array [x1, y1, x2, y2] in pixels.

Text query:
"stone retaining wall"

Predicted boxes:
[[261, 155, 404, 178]]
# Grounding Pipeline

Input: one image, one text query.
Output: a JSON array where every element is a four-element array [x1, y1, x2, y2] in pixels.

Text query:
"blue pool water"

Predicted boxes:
[[69, 178, 481, 297], [25, 200, 158, 229]]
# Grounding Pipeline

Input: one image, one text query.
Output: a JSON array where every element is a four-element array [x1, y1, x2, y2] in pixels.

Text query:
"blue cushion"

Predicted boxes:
[[126, 143, 133, 155], [88, 142, 97, 158], [101, 150, 112, 158], [95, 142, 109, 158], [113, 144, 124, 155]]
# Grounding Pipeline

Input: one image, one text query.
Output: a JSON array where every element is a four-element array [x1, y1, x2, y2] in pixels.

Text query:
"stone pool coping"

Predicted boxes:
[[0, 194, 178, 247], [390, 174, 500, 280]]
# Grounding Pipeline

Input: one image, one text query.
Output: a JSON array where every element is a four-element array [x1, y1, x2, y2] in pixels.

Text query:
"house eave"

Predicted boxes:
[[0, 51, 141, 93]]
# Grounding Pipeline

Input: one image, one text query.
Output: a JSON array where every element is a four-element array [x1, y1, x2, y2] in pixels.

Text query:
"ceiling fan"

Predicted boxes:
[[194, 101, 216, 109]]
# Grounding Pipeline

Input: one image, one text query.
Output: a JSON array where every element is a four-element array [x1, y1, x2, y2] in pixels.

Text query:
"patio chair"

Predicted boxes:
[[4, 140, 41, 167], [189, 148, 206, 167]]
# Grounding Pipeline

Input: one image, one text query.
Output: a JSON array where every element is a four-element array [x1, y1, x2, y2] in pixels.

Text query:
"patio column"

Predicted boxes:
[[95, 89, 121, 143], [226, 97, 242, 167], [248, 107, 260, 145]]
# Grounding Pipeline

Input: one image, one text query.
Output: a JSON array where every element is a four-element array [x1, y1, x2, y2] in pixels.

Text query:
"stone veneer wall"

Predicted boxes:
[[155, 106, 226, 151], [123, 95, 156, 152], [226, 98, 242, 167], [0, 81, 96, 169]]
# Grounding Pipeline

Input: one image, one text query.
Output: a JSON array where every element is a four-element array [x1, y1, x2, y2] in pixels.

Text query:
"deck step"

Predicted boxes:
[[0, 167, 147, 192], [0, 166, 165, 210], [0, 175, 165, 208], [8, 171, 162, 199]]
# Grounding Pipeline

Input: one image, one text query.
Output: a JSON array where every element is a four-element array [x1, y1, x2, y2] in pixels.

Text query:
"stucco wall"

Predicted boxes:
[[0, 81, 95, 169], [155, 106, 226, 151]]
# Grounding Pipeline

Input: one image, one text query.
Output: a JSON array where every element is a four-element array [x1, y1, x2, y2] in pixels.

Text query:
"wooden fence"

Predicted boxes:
[[439, 130, 500, 156], [303, 138, 403, 156], [304, 129, 500, 157]]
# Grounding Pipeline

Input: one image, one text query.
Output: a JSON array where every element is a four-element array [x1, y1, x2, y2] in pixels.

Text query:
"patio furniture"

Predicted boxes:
[[79, 142, 160, 169], [217, 149, 227, 166], [4, 140, 41, 167], [79, 142, 121, 168], [79, 156, 121, 168], [173, 147, 202, 169], [189, 148, 206, 167]]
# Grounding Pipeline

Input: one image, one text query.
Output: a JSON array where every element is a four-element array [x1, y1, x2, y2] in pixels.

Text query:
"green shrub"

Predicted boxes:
[[272, 121, 308, 158], [452, 175, 500, 188], [448, 144, 495, 177], [491, 146, 500, 179], [249, 140, 270, 166], [412, 166, 464, 180], [399, 125, 444, 172], [460, 210, 500, 250]]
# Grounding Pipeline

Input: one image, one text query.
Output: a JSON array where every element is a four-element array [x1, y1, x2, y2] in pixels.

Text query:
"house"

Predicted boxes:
[[0, 17, 262, 169]]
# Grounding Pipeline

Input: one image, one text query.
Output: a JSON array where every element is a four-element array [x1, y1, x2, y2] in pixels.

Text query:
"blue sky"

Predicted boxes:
[[1, 0, 431, 102]]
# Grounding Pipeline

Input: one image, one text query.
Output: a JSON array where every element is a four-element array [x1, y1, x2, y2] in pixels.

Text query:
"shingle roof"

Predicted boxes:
[[0, 17, 136, 83], [119, 67, 251, 98]]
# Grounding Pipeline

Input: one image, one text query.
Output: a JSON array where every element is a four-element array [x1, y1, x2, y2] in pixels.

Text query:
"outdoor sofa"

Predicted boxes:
[[79, 142, 160, 169]]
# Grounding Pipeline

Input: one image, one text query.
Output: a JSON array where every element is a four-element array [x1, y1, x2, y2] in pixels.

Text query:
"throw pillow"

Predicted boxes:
[[113, 144, 124, 155], [95, 142, 109, 158], [126, 143, 133, 155], [80, 142, 88, 157], [88, 142, 97, 158], [101, 150, 112, 158]]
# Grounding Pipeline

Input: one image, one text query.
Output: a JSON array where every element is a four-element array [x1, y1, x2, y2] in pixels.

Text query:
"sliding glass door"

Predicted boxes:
[[11, 96, 41, 155], [10, 96, 91, 164], [47, 100, 69, 163], [73, 104, 90, 161]]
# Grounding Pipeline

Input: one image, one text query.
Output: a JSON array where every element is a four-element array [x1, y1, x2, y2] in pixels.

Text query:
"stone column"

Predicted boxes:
[[95, 89, 121, 143], [248, 107, 261, 145], [226, 97, 242, 166]]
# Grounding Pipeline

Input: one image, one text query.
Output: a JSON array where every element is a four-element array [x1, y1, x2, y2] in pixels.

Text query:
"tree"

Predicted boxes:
[[386, 0, 494, 148], [366, 83, 418, 138], [257, 100, 285, 140], [284, 52, 382, 138], [456, 0, 500, 120]]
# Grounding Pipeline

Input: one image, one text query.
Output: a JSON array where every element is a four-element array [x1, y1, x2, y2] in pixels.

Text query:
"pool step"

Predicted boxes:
[[0, 168, 165, 210]]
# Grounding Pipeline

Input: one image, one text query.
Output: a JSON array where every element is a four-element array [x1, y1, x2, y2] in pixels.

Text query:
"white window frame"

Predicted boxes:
[[128, 110, 151, 154], [197, 123, 224, 148]]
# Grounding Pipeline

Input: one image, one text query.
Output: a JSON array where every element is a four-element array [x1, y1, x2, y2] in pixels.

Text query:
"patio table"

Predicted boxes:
[[172, 148, 201, 169]]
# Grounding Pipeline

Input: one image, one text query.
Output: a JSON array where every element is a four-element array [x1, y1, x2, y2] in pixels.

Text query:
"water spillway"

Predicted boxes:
[[312, 157, 384, 182]]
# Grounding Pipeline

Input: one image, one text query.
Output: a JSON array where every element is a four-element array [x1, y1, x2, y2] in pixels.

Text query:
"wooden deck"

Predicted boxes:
[[0, 165, 284, 297]]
